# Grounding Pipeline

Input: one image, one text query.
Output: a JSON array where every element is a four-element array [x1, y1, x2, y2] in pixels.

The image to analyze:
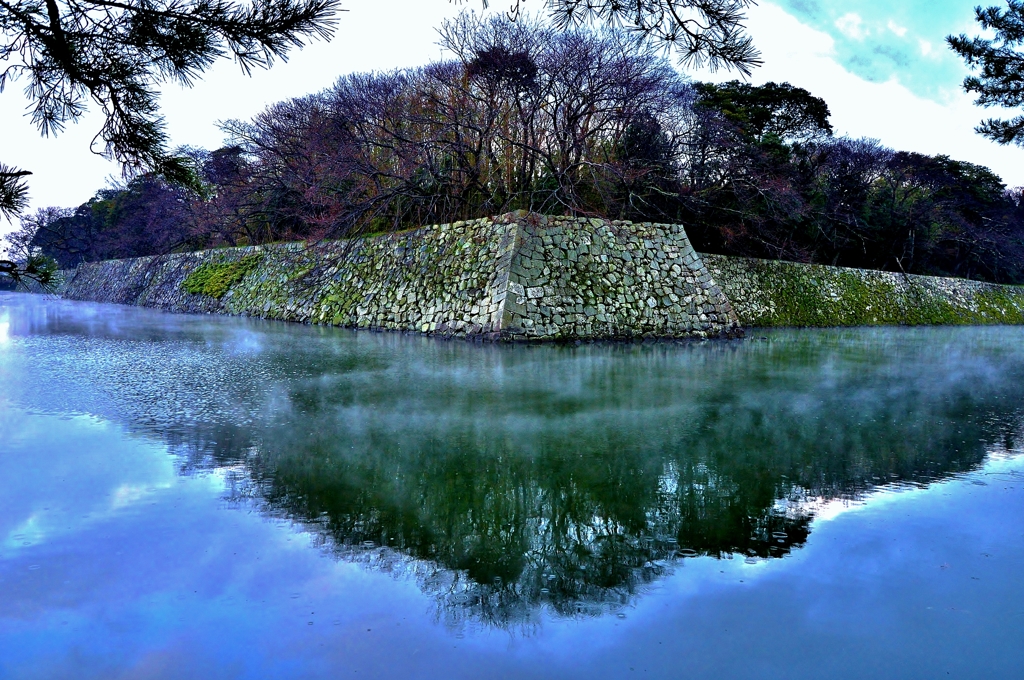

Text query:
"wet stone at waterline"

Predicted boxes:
[[1, 291, 1022, 680]]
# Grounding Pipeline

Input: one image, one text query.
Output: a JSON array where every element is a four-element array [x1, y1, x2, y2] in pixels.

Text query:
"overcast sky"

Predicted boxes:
[[3, 0, 1021, 240]]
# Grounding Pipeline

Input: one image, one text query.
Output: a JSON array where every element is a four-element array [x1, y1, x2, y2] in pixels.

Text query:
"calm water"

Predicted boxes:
[[1, 291, 1023, 679]]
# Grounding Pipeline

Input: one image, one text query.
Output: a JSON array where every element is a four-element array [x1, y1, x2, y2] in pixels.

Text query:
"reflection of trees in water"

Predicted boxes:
[[26, 307, 1022, 629], [213, 335, 1024, 630]]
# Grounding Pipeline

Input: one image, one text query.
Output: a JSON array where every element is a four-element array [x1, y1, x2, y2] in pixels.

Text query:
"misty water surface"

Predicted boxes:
[[1, 291, 1022, 679]]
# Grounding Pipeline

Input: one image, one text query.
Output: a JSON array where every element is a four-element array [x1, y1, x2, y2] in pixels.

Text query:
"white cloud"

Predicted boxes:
[[835, 12, 868, 40], [919, 38, 934, 57], [699, 2, 1024, 188], [887, 20, 908, 38]]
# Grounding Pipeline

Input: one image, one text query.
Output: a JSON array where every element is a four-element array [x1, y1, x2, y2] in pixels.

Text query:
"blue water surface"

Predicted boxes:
[[1, 291, 1022, 679]]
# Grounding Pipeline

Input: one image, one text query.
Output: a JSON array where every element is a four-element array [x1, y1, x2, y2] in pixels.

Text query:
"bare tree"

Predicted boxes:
[[218, 13, 696, 239]]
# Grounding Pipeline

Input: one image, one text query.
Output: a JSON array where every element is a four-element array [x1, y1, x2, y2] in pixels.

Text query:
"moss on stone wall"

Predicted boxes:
[[182, 253, 264, 299], [54, 218, 1024, 337], [701, 254, 1024, 327]]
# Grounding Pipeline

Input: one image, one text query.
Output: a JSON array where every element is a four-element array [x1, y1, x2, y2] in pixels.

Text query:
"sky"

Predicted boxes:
[[772, 0, 980, 101], [2, 0, 1021, 240]]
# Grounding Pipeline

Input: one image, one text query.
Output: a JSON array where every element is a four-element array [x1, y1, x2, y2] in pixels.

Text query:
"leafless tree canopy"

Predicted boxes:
[[217, 13, 695, 237]]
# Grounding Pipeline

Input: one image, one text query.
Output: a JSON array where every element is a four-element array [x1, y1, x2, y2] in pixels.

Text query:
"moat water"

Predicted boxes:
[[1, 291, 1023, 679]]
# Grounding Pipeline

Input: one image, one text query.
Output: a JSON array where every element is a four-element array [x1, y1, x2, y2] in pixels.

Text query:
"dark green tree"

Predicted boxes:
[[948, 1, 1024, 145], [694, 80, 833, 144]]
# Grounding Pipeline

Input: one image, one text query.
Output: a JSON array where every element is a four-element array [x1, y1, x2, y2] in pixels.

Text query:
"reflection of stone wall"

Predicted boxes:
[[57, 212, 740, 341], [702, 254, 1024, 327]]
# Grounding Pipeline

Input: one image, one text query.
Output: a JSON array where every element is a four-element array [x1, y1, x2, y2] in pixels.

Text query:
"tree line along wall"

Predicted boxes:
[[55, 213, 742, 341]]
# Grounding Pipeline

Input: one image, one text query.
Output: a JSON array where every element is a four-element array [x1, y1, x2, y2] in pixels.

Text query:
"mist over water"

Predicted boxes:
[[1, 291, 1022, 679]]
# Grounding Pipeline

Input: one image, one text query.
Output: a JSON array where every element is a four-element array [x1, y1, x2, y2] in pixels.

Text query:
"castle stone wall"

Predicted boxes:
[[57, 213, 740, 341], [702, 253, 1024, 327]]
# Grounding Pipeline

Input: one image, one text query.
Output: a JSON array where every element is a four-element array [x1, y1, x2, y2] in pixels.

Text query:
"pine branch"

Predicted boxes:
[[948, 1, 1024, 145], [0, 164, 31, 220]]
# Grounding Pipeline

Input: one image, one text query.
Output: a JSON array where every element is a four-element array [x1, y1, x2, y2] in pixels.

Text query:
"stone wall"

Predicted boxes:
[[502, 217, 736, 339], [702, 253, 1024, 327], [57, 213, 740, 341]]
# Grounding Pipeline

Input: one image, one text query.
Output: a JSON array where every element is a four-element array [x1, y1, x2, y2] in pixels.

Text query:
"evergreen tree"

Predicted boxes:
[[0, 0, 340, 281], [948, 1, 1024, 145], [0, 165, 30, 220]]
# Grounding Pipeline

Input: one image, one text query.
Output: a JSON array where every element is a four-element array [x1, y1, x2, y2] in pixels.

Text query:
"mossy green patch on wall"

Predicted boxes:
[[701, 254, 1024, 327], [182, 254, 263, 299]]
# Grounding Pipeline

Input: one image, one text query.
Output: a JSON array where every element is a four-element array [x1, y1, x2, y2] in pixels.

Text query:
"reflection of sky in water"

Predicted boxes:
[[0, 413, 177, 559], [1, 291, 1023, 678], [2, 408, 1020, 679]]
